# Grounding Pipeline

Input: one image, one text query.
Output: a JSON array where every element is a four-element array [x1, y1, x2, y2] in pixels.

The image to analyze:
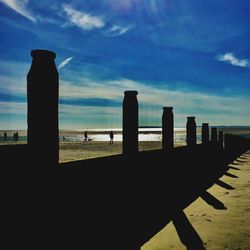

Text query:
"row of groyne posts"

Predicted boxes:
[[123, 91, 249, 161], [124, 90, 223, 151], [26, 50, 249, 167]]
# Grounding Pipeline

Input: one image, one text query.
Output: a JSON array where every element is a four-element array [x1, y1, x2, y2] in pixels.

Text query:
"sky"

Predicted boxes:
[[0, 0, 249, 130]]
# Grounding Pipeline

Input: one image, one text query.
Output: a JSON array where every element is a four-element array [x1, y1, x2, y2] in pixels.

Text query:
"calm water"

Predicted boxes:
[[61, 131, 190, 142], [0, 127, 249, 143]]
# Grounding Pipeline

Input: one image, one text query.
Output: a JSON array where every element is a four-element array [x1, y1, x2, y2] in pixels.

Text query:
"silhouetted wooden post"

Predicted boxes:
[[162, 107, 174, 151], [211, 127, 218, 143], [27, 50, 59, 167], [123, 91, 138, 155], [186, 116, 196, 147], [218, 131, 224, 148], [201, 123, 209, 145], [224, 133, 231, 163]]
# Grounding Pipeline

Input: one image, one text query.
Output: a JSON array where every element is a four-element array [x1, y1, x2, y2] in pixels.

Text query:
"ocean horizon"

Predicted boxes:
[[1, 126, 250, 142]]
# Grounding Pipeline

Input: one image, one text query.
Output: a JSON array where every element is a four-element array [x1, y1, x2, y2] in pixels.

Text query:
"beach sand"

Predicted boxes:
[[142, 150, 250, 250], [59, 141, 186, 163]]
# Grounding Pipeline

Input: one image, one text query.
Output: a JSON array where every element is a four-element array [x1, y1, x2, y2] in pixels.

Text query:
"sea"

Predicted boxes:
[[1, 126, 249, 143], [60, 128, 189, 142]]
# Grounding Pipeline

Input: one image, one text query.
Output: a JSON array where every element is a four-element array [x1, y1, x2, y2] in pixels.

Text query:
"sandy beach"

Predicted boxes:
[[59, 141, 184, 162], [142, 150, 250, 250]]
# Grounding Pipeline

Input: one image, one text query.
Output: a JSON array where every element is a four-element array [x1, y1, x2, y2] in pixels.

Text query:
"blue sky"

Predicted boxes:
[[0, 0, 249, 129]]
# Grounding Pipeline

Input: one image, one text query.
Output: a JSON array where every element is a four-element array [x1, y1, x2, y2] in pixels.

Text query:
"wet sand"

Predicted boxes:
[[142, 150, 250, 250]]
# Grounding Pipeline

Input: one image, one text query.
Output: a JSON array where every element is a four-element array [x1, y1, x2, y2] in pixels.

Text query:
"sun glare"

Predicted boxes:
[[106, 0, 160, 14]]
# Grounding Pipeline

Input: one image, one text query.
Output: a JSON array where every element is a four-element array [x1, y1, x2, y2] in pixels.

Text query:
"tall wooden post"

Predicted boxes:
[[27, 50, 59, 167], [186, 116, 196, 147], [123, 91, 138, 155], [162, 107, 174, 151]]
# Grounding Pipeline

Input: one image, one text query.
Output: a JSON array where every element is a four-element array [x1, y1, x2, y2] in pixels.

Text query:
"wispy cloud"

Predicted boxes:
[[62, 4, 105, 30], [58, 57, 73, 69], [0, 60, 28, 95], [59, 77, 250, 126], [217, 52, 249, 67], [0, 101, 26, 115], [0, 0, 36, 22], [1, 74, 249, 128], [107, 24, 133, 36]]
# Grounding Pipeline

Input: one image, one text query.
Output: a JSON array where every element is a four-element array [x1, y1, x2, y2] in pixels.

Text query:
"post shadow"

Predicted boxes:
[[162, 107, 174, 151], [27, 49, 59, 168], [123, 90, 138, 156], [200, 191, 227, 210], [235, 159, 246, 163], [186, 116, 196, 147], [215, 180, 235, 190], [172, 211, 206, 250], [224, 172, 238, 178], [229, 166, 240, 170]]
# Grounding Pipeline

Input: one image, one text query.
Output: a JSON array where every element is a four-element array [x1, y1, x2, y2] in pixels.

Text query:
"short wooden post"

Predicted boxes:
[[211, 127, 218, 143], [162, 107, 174, 151], [201, 123, 209, 145], [186, 116, 196, 146], [218, 131, 224, 148]]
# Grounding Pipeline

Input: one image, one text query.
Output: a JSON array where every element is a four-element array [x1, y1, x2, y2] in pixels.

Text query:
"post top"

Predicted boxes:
[[202, 123, 209, 126], [124, 90, 138, 96], [163, 107, 173, 111], [31, 50, 56, 59], [187, 116, 195, 120]]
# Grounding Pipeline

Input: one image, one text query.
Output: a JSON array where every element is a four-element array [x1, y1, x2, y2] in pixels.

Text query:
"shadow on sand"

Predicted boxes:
[[173, 211, 206, 250], [216, 179, 235, 190]]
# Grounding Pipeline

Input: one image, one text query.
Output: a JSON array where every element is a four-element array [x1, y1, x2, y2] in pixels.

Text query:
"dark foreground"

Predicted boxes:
[[1, 137, 249, 249]]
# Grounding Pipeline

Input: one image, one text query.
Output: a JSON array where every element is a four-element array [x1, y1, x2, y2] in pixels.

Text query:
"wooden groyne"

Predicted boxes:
[[1, 50, 249, 250]]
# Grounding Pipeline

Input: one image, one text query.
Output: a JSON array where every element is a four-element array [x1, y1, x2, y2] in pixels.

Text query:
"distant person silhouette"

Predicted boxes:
[[84, 131, 88, 142], [13, 132, 16, 141], [109, 131, 114, 144], [4, 131, 7, 141], [63, 136, 65, 141], [16, 132, 19, 141]]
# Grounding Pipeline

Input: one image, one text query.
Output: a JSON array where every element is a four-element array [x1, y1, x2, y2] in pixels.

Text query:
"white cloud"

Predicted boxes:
[[63, 4, 105, 30], [0, 101, 26, 114], [58, 57, 73, 69], [217, 52, 249, 67], [107, 24, 133, 36], [59, 77, 250, 126], [0, 57, 249, 127], [0, 0, 36, 22], [0, 60, 28, 95], [60, 104, 120, 117]]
